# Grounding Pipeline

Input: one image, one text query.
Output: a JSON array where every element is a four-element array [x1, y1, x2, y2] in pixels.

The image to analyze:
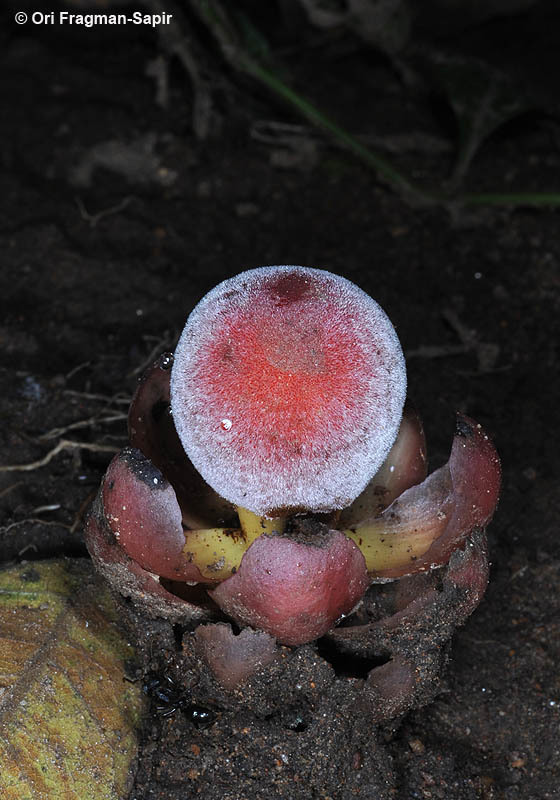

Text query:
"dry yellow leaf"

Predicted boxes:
[[0, 559, 145, 800]]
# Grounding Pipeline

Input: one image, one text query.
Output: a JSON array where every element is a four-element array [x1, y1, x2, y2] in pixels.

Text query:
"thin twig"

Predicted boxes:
[[0, 440, 119, 473], [443, 308, 500, 372], [0, 482, 23, 499], [193, 1, 560, 211], [0, 518, 71, 534], [127, 334, 174, 378], [145, 55, 170, 108], [461, 191, 560, 207], [148, 0, 214, 138], [30, 504, 61, 514], [18, 543, 38, 556], [193, 0, 431, 205], [38, 414, 127, 441], [63, 390, 131, 405], [69, 490, 98, 534], [75, 195, 133, 228], [65, 361, 92, 381]]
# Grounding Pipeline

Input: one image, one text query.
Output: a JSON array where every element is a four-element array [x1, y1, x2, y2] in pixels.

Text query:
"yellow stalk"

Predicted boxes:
[[183, 507, 286, 581], [344, 518, 441, 574], [236, 505, 286, 542], [183, 527, 246, 581]]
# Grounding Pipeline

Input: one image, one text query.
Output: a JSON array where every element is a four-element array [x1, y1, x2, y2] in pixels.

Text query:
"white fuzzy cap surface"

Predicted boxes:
[[170, 266, 406, 516]]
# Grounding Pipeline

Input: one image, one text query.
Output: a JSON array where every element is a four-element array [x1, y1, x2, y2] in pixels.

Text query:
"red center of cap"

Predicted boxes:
[[171, 266, 406, 516]]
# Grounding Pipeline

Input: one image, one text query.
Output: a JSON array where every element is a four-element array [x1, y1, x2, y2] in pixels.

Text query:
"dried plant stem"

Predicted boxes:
[[75, 195, 133, 228], [70, 490, 98, 534], [127, 334, 174, 378], [63, 390, 131, 405], [0, 482, 23, 499], [38, 414, 127, 442], [0, 440, 119, 473], [1, 518, 71, 534], [194, 1, 560, 211], [147, 0, 214, 138]]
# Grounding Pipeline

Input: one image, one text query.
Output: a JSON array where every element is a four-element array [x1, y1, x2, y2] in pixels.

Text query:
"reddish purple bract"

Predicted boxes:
[[210, 527, 369, 646], [102, 448, 206, 583]]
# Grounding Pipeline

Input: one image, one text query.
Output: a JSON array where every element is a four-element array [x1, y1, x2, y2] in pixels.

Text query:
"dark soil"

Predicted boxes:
[[1, 2, 559, 798]]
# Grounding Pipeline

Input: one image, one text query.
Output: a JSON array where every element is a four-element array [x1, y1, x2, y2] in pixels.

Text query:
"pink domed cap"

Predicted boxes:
[[171, 266, 406, 516]]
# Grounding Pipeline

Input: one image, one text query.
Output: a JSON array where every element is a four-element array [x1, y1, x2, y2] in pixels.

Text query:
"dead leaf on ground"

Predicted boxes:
[[0, 559, 145, 800]]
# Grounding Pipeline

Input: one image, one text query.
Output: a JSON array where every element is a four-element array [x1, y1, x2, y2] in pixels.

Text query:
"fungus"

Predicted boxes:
[[85, 265, 500, 651], [170, 266, 407, 517]]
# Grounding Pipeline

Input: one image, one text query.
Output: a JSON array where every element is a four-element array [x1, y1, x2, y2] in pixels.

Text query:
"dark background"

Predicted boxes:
[[0, 1, 558, 797]]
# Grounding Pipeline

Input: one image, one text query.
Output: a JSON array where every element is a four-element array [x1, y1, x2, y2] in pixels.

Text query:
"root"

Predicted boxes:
[[0, 440, 119, 473]]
